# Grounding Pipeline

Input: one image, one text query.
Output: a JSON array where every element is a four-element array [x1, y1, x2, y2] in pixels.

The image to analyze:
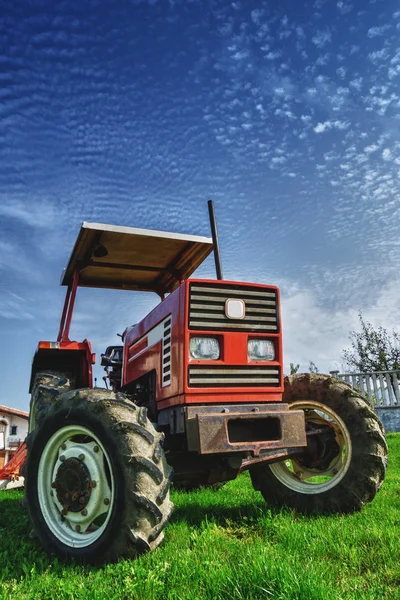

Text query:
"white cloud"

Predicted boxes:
[[369, 48, 389, 62], [364, 143, 379, 154], [281, 279, 400, 374], [313, 120, 350, 133], [251, 9, 263, 25], [312, 29, 332, 48], [0, 200, 56, 229], [265, 50, 281, 60], [337, 1, 353, 14], [349, 77, 362, 91], [382, 148, 392, 161], [0, 291, 34, 321], [367, 25, 391, 38]]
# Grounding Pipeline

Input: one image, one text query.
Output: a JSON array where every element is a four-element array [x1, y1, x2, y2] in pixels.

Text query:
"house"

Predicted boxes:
[[0, 405, 29, 469]]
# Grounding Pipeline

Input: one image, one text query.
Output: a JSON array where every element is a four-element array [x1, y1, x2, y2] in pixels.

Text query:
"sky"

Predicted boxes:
[[1, 0, 400, 410]]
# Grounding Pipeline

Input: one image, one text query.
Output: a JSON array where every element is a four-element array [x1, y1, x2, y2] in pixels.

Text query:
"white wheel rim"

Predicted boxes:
[[37, 425, 115, 548], [269, 401, 352, 495]]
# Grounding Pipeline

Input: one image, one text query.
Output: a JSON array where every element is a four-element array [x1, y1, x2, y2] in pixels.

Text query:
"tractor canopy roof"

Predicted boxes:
[[61, 222, 213, 296]]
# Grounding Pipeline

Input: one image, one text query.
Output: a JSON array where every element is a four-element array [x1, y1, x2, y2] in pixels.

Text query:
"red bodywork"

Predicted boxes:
[[31, 275, 283, 411], [123, 279, 283, 410]]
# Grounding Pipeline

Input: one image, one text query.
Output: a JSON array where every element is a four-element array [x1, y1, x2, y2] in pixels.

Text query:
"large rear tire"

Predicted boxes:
[[250, 373, 387, 514], [24, 388, 173, 563]]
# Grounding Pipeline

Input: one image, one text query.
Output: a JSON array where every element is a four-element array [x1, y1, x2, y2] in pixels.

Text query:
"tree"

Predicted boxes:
[[308, 361, 319, 374], [290, 362, 300, 375], [342, 312, 400, 374]]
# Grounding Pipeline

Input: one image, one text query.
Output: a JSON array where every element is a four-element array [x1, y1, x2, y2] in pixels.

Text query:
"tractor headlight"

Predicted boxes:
[[248, 339, 275, 361], [190, 337, 220, 360]]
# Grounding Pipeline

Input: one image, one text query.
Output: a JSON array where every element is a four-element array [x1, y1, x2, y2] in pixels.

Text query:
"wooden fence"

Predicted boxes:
[[329, 370, 400, 406]]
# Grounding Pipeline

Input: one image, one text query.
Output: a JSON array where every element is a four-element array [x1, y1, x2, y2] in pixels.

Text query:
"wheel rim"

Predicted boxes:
[[269, 401, 352, 494], [37, 425, 115, 548]]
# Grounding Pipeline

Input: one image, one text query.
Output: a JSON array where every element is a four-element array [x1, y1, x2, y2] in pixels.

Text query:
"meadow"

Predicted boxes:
[[0, 434, 399, 600]]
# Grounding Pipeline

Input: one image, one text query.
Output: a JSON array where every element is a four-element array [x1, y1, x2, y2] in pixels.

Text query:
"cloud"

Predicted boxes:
[[367, 25, 391, 38], [0, 240, 42, 280], [0, 201, 56, 229], [312, 29, 332, 48], [313, 120, 350, 133], [382, 148, 392, 161], [0, 291, 34, 321], [281, 278, 400, 374], [337, 1, 353, 15]]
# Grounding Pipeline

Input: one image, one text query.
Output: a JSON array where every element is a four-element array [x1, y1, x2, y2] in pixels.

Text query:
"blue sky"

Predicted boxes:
[[1, 0, 400, 410]]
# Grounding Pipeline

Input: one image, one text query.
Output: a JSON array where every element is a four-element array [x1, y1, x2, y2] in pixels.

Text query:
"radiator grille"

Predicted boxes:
[[162, 317, 171, 386], [188, 365, 281, 387], [189, 283, 278, 332]]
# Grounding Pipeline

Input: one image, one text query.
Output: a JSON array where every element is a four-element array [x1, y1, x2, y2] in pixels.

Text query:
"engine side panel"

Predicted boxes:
[[122, 284, 185, 401]]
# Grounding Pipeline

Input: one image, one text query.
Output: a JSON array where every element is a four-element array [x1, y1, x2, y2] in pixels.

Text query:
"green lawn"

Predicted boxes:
[[1, 434, 400, 600]]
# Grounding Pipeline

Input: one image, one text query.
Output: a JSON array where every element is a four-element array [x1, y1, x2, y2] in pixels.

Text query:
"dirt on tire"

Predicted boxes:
[[29, 370, 75, 431]]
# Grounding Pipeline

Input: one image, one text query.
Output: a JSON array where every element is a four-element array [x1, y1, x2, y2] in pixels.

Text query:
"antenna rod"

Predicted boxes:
[[207, 199, 223, 280]]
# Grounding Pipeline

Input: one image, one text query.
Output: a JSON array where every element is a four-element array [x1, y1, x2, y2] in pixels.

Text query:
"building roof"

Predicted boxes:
[[61, 221, 213, 296], [0, 405, 29, 419]]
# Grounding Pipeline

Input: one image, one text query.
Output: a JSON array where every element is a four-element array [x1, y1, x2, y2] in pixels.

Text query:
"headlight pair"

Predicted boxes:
[[189, 337, 275, 361]]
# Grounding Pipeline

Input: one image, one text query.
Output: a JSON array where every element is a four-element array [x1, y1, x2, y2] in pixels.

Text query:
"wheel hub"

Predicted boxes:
[[297, 424, 340, 471], [53, 457, 92, 512]]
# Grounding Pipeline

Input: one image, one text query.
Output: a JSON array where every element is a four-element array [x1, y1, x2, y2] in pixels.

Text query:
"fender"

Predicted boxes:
[[29, 340, 95, 392]]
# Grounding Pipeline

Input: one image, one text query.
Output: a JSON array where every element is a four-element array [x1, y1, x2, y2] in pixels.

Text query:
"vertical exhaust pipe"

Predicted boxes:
[[207, 199, 223, 281]]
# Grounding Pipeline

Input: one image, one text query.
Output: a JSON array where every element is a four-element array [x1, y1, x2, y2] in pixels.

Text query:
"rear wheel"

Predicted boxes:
[[24, 388, 173, 563], [250, 373, 387, 513]]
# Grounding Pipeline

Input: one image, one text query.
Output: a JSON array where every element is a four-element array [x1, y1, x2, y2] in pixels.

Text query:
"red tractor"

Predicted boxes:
[[22, 203, 387, 563]]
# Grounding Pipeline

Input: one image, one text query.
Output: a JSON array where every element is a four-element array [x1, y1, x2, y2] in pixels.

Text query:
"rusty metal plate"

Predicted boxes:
[[186, 404, 306, 456]]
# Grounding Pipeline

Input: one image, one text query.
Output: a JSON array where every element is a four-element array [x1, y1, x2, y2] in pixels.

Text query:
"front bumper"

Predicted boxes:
[[185, 404, 306, 456]]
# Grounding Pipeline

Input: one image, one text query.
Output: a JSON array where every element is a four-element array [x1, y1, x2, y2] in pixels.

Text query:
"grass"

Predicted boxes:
[[1, 435, 400, 600]]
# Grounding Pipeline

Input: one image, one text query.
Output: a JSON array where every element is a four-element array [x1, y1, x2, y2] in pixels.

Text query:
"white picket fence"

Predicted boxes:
[[329, 370, 400, 406]]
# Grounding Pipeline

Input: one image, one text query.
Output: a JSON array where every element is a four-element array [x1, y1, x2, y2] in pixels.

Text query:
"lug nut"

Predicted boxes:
[[61, 444, 67, 450], [61, 508, 68, 516], [60, 455, 65, 462], [51, 482, 57, 489], [81, 509, 88, 516], [76, 525, 81, 532], [79, 454, 85, 461], [93, 445, 99, 453], [90, 480, 97, 488], [79, 496, 86, 505], [104, 498, 110, 506]]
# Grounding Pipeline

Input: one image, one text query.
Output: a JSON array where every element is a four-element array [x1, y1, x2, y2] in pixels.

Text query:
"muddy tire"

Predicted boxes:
[[29, 371, 74, 432], [250, 373, 388, 514], [23, 388, 173, 563]]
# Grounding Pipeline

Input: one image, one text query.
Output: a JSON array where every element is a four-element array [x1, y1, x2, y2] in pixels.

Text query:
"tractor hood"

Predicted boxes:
[[61, 222, 213, 296]]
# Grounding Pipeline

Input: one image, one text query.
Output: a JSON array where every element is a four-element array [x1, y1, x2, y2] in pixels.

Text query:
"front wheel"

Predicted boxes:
[[24, 389, 173, 563], [250, 373, 388, 514]]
